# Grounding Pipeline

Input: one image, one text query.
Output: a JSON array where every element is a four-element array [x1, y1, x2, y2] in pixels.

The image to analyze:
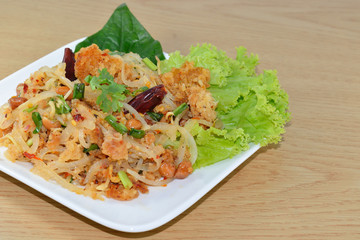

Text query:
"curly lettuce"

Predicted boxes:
[[161, 44, 290, 168], [185, 120, 249, 169]]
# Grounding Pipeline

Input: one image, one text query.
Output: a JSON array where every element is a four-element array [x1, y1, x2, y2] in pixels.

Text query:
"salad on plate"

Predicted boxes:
[[0, 4, 290, 201]]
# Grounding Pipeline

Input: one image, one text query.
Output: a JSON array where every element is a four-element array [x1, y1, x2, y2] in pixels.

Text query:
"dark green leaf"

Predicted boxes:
[[74, 3, 165, 64]]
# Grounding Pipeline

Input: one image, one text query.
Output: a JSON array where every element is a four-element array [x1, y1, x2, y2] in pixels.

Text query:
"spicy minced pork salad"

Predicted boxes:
[[0, 4, 290, 201]]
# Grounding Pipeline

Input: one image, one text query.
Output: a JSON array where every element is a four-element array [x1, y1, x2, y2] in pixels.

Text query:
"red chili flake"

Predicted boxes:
[[63, 172, 70, 178], [23, 152, 42, 161], [73, 114, 85, 122], [101, 53, 108, 56], [23, 84, 28, 93]]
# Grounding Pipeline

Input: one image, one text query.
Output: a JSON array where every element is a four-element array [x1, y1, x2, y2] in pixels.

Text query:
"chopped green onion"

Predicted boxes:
[[23, 105, 38, 113], [73, 83, 85, 99], [173, 103, 189, 117], [142, 57, 157, 71], [118, 170, 133, 189], [146, 111, 163, 121], [51, 95, 71, 115], [132, 86, 149, 96], [26, 138, 33, 147], [32, 112, 42, 134], [83, 143, 100, 153], [105, 115, 128, 134], [128, 128, 145, 139]]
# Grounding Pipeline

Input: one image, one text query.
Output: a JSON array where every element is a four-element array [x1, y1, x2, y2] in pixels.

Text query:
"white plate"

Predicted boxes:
[[0, 38, 261, 232]]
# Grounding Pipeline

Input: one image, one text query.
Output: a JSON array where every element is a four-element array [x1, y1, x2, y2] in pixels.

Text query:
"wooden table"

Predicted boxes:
[[1, 0, 359, 239]]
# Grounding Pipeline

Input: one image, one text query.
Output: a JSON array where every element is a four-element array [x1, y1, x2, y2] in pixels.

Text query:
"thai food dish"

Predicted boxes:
[[0, 4, 290, 201]]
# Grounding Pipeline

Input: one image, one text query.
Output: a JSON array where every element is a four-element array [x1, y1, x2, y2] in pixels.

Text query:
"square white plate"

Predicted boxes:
[[0, 38, 260, 232]]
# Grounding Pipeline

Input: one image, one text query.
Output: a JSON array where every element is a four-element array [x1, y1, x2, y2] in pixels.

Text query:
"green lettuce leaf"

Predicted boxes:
[[160, 51, 185, 73], [162, 43, 291, 167], [212, 70, 290, 146], [161, 45, 258, 87], [185, 120, 250, 169], [75, 3, 165, 63]]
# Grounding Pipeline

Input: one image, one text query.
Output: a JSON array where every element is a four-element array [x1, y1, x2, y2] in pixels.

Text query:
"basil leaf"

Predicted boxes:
[[74, 3, 165, 64]]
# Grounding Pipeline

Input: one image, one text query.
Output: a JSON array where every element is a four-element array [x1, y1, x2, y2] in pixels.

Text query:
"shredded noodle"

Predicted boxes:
[[0, 44, 216, 201]]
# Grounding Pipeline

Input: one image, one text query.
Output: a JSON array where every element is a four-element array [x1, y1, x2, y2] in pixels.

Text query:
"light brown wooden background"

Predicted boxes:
[[1, 0, 360, 239]]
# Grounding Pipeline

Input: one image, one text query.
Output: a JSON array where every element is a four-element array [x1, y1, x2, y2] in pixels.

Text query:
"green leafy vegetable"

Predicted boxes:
[[160, 44, 258, 87], [75, 3, 165, 64], [105, 115, 128, 134], [50, 95, 71, 115], [185, 120, 249, 169], [32, 112, 42, 134], [212, 70, 290, 145], [118, 171, 133, 189], [162, 44, 291, 167], [85, 69, 128, 112], [73, 83, 85, 99]]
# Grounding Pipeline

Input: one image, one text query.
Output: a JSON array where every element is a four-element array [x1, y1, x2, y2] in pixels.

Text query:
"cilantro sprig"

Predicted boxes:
[[85, 69, 129, 112]]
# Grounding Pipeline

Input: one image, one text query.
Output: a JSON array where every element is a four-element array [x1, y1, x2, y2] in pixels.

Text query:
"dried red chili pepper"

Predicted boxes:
[[62, 48, 76, 81], [127, 84, 167, 113]]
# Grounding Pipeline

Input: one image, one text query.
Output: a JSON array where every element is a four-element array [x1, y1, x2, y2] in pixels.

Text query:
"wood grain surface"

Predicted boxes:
[[0, 0, 360, 239]]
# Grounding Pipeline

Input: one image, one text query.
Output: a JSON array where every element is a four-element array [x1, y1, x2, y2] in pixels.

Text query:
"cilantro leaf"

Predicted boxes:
[[85, 68, 128, 112]]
